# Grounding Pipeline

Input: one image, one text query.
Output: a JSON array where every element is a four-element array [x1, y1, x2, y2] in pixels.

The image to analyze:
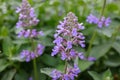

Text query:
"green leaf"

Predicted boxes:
[[97, 27, 113, 38], [1, 69, 16, 80], [14, 70, 28, 80], [112, 42, 120, 54], [90, 43, 112, 59], [88, 71, 101, 80], [78, 60, 93, 72], [2, 37, 13, 57], [40, 54, 58, 67], [104, 55, 120, 67], [8, 56, 25, 62], [0, 59, 10, 72], [41, 68, 54, 77], [88, 69, 113, 80], [102, 69, 113, 80]]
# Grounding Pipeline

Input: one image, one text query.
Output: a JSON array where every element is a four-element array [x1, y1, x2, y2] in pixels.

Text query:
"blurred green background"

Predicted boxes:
[[0, 0, 120, 80]]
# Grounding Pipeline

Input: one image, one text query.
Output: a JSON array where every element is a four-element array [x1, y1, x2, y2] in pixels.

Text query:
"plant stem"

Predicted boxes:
[[64, 60, 68, 74], [86, 0, 107, 57], [86, 30, 97, 57], [30, 38, 38, 80], [100, 0, 106, 18], [33, 58, 38, 80]]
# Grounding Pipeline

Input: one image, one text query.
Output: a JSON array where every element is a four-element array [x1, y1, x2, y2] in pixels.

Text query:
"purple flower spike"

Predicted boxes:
[[51, 12, 85, 61], [16, 0, 39, 28], [50, 64, 80, 80], [86, 14, 111, 28]]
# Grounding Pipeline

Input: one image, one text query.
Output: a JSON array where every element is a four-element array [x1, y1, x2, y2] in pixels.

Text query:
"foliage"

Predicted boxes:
[[0, 0, 120, 80]]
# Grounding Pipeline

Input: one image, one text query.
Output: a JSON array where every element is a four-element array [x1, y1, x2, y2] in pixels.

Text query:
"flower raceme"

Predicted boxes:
[[50, 12, 95, 80], [51, 12, 85, 61], [50, 64, 80, 80], [20, 44, 44, 62], [16, 0, 39, 28], [16, 0, 44, 62], [86, 14, 111, 28]]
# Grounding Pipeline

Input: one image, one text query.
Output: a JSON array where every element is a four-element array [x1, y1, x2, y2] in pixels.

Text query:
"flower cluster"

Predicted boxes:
[[16, 0, 39, 28], [50, 64, 80, 80], [18, 29, 44, 38], [86, 14, 111, 28], [51, 12, 86, 61], [16, 0, 44, 62], [20, 44, 44, 62]]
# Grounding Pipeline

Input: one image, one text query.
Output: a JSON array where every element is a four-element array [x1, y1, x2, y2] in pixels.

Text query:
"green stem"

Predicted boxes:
[[33, 58, 38, 80], [64, 60, 68, 74], [100, 0, 106, 18], [86, 30, 97, 57], [86, 0, 107, 57], [30, 37, 38, 80]]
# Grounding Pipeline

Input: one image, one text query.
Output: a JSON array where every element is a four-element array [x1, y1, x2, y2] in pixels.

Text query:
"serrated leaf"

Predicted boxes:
[[78, 60, 93, 72], [1, 69, 16, 80], [112, 42, 120, 54], [90, 43, 112, 59], [88, 71, 101, 80]]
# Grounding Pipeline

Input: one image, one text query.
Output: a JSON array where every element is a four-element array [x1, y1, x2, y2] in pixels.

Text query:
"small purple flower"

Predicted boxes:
[[78, 52, 85, 60], [36, 44, 45, 56], [86, 14, 111, 28], [51, 46, 60, 56], [66, 41, 72, 49], [61, 52, 67, 60], [72, 28, 77, 36], [104, 17, 111, 27], [86, 14, 98, 24], [50, 69, 62, 80], [87, 56, 96, 61], [53, 36, 63, 45], [24, 29, 31, 38], [39, 31, 44, 36]]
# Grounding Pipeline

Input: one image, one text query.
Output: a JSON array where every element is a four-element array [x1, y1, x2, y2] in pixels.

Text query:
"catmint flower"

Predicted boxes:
[[36, 44, 45, 56], [17, 29, 43, 38], [50, 64, 80, 80], [16, 0, 39, 28], [86, 14, 111, 28], [86, 14, 98, 24], [20, 44, 44, 62], [51, 12, 85, 61], [50, 70, 62, 80]]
